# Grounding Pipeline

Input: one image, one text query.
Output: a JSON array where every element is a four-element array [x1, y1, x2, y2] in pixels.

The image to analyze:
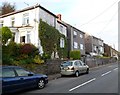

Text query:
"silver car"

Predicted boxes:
[[60, 60, 89, 77]]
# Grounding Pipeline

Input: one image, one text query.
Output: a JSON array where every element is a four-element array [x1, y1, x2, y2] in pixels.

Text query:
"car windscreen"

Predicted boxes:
[[61, 61, 73, 67]]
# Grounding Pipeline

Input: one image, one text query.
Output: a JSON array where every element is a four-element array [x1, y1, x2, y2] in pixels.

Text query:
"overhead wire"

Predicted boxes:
[[79, 0, 119, 27]]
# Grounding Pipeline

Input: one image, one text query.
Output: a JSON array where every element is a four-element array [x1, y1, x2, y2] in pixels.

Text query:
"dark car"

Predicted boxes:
[[0, 66, 48, 94]]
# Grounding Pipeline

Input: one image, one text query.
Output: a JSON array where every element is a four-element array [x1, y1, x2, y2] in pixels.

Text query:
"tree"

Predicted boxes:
[[0, 2, 16, 15], [1, 27, 12, 45]]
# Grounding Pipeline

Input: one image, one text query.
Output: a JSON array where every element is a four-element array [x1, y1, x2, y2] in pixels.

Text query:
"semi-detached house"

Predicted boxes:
[[0, 4, 67, 54]]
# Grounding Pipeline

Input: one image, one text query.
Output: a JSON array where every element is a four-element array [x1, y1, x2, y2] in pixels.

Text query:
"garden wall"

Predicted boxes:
[[23, 57, 117, 75]]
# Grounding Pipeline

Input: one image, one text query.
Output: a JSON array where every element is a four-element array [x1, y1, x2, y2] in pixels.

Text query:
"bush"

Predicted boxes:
[[7, 42, 21, 57], [34, 55, 44, 64], [70, 50, 81, 60], [20, 44, 39, 57]]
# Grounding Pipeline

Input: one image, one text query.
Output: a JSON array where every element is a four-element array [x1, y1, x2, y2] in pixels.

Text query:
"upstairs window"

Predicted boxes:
[[11, 17, 15, 27], [22, 13, 29, 25], [60, 25, 63, 32], [73, 31, 77, 36], [0, 20, 4, 27], [80, 34, 83, 38]]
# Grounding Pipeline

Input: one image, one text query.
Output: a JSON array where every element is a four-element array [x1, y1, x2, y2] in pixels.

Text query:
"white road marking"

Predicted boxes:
[[69, 78, 96, 92], [113, 68, 118, 71], [101, 71, 111, 77]]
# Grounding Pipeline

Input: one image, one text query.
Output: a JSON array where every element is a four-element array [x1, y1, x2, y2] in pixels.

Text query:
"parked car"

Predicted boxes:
[[60, 60, 89, 77], [0, 66, 48, 94]]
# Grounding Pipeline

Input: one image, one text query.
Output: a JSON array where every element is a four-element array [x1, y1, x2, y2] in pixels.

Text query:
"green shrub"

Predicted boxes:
[[2, 54, 13, 65], [7, 42, 21, 57], [34, 55, 44, 64], [70, 50, 81, 60]]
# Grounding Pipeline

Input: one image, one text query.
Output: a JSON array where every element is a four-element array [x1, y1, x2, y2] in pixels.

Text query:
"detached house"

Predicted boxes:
[[0, 4, 59, 54]]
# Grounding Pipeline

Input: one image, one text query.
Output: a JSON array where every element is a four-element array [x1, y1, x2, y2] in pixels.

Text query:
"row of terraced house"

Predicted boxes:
[[0, 4, 118, 59]]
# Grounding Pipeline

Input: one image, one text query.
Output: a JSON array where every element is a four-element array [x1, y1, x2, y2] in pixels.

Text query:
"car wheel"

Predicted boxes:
[[37, 79, 45, 89], [61, 74, 64, 77], [86, 68, 89, 74], [75, 71, 79, 77]]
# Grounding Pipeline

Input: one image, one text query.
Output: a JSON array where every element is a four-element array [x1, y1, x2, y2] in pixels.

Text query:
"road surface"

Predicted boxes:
[[20, 62, 118, 94]]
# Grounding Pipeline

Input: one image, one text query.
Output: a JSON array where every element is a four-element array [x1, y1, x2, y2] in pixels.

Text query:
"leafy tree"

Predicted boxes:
[[1, 27, 12, 45], [0, 2, 16, 15]]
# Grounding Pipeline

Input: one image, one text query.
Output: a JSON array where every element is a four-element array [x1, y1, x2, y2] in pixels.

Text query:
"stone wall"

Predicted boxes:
[[85, 57, 117, 68], [25, 58, 117, 75]]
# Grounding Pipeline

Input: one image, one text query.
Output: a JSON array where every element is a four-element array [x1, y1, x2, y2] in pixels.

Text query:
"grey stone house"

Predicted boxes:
[[85, 33, 104, 56], [64, 23, 85, 57]]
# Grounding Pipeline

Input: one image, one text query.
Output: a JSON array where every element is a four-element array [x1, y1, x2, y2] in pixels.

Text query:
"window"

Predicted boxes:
[[80, 44, 84, 50], [80, 34, 82, 38], [20, 36, 25, 43], [74, 31, 77, 35], [11, 17, 15, 27], [15, 68, 30, 77], [60, 38, 64, 48], [74, 61, 81, 66], [23, 13, 29, 25], [60, 25, 63, 32], [27, 31, 31, 43], [74, 42, 78, 49], [2, 68, 15, 78], [0, 20, 4, 27], [80, 61, 85, 66]]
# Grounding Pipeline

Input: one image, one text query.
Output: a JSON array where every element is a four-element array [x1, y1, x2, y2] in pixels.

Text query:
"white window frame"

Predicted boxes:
[[80, 34, 83, 38], [22, 13, 29, 25], [74, 42, 78, 49], [26, 31, 31, 43], [11, 17, 15, 27], [74, 31, 77, 36], [60, 37, 64, 48], [0, 20, 4, 27], [80, 44, 84, 50]]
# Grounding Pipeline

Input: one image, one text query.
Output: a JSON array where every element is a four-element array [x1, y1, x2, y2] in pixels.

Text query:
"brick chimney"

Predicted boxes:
[[57, 14, 62, 20]]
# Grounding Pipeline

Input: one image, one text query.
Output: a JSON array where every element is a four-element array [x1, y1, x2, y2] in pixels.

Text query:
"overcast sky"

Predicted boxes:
[[0, 0, 119, 50]]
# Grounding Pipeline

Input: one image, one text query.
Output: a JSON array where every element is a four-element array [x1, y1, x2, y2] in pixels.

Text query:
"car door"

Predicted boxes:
[[80, 61, 87, 73], [74, 61, 83, 73], [14, 67, 36, 89], [2, 68, 22, 93]]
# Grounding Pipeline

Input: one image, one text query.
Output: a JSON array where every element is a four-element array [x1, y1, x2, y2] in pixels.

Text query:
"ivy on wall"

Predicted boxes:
[[38, 19, 68, 59]]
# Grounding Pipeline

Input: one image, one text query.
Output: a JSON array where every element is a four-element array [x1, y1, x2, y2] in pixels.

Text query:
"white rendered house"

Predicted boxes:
[[0, 4, 66, 54]]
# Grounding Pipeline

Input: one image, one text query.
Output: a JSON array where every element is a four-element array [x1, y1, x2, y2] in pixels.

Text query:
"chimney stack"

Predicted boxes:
[[57, 14, 62, 20]]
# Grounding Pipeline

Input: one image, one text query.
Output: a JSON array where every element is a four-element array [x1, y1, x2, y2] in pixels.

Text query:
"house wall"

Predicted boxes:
[[56, 21, 67, 37], [0, 7, 40, 47], [0, 6, 58, 54], [66, 24, 85, 56], [85, 34, 92, 53], [39, 8, 57, 28], [85, 34, 104, 55]]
